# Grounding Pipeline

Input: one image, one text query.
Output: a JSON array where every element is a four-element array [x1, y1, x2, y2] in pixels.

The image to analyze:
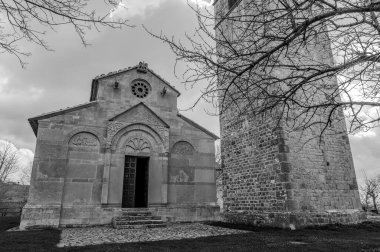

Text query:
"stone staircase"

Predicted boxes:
[[113, 209, 166, 229]]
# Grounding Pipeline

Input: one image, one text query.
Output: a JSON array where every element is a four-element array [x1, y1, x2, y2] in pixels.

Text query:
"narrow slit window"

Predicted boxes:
[[228, 0, 239, 9]]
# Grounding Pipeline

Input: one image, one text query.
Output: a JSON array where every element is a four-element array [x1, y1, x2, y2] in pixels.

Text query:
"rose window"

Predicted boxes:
[[131, 82, 149, 98]]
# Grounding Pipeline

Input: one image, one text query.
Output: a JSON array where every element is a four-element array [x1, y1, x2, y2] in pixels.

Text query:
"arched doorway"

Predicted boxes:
[[122, 156, 149, 208], [109, 124, 167, 208]]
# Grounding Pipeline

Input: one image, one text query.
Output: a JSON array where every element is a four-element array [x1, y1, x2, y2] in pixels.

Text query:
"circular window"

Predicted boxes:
[[131, 81, 149, 98]]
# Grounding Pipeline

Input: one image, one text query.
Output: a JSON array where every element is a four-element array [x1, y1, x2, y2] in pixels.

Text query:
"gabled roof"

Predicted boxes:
[[28, 101, 98, 136], [177, 113, 219, 140], [109, 102, 170, 128], [90, 63, 181, 101]]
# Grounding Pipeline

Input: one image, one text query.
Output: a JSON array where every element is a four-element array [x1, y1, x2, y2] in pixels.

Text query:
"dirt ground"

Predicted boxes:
[[1, 217, 380, 252]]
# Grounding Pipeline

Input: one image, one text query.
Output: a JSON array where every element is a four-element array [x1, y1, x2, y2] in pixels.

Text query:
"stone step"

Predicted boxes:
[[113, 209, 167, 229], [121, 208, 151, 212], [115, 216, 162, 221], [121, 211, 152, 217], [114, 220, 165, 226], [114, 223, 167, 229]]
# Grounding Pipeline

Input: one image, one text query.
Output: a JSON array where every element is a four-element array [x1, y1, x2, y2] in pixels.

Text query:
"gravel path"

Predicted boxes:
[[56, 223, 249, 248]]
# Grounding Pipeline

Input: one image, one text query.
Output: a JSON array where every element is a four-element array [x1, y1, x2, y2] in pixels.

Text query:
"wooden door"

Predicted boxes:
[[122, 156, 137, 208]]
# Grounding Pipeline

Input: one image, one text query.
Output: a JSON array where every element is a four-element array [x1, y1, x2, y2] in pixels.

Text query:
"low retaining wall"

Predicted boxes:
[[223, 209, 366, 229], [109, 204, 221, 223], [147, 204, 221, 222], [20, 204, 221, 230], [0, 202, 26, 217]]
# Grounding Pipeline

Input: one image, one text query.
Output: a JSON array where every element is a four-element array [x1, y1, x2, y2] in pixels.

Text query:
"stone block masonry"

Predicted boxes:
[[20, 63, 220, 230], [214, 0, 365, 228]]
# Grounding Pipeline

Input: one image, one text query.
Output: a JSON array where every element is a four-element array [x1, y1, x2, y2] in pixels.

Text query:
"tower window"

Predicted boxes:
[[228, 0, 239, 9]]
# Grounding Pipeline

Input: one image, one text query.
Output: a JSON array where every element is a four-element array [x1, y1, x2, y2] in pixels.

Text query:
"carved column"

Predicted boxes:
[[101, 146, 112, 205]]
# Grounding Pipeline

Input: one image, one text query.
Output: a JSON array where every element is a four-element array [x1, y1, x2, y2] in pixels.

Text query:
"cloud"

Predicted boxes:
[[188, 0, 212, 7], [1, 0, 375, 194], [350, 127, 380, 185], [110, 0, 169, 19], [110, 0, 212, 19], [0, 0, 220, 153], [352, 130, 376, 138]]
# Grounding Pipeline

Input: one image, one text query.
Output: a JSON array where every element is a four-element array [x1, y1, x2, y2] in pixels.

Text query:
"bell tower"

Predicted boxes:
[[214, 0, 364, 228]]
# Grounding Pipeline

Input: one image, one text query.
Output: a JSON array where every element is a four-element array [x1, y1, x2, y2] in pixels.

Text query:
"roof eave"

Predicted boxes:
[[28, 119, 38, 137], [177, 113, 219, 140], [28, 101, 98, 137], [93, 66, 181, 97]]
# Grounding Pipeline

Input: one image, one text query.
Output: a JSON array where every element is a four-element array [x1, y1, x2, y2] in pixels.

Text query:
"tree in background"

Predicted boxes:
[[0, 141, 19, 183], [0, 141, 20, 202], [360, 172, 380, 212], [0, 0, 131, 66], [18, 161, 32, 186], [150, 0, 380, 136]]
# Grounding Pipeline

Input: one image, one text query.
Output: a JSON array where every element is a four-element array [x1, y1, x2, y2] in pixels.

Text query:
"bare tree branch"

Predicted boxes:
[[0, 141, 19, 182], [147, 0, 380, 137], [0, 0, 132, 66], [360, 171, 380, 212]]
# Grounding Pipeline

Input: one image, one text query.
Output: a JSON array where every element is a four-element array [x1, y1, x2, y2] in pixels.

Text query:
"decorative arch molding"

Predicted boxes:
[[171, 141, 195, 156], [114, 130, 158, 154], [69, 132, 100, 148], [65, 127, 106, 147], [109, 123, 167, 152], [170, 137, 197, 152], [117, 133, 156, 155], [125, 137, 151, 153]]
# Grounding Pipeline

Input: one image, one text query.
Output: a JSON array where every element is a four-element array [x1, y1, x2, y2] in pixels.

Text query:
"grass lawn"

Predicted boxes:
[[1, 217, 380, 251]]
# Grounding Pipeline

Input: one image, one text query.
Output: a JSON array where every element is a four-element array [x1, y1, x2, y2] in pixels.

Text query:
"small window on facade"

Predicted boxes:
[[131, 81, 150, 98]]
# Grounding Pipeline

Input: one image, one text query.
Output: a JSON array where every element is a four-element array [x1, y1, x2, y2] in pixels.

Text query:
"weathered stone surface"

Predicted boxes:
[[214, 0, 364, 226], [21, 63, 219, 230], [223, 210, 366, 229]]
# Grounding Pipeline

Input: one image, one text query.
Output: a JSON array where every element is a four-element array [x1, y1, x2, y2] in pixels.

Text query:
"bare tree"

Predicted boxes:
[[0, 0, 131, 66], [360, 172, 380, 212], [0, 141, 19, 183], [148, 0, 380, 136], [18, 161, 32, 186], [0, 141, 20, 204]]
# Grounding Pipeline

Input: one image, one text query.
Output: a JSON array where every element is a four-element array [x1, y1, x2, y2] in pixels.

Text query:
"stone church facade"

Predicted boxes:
[[20, 63, 219, 229], [214, 0, 365, 227]]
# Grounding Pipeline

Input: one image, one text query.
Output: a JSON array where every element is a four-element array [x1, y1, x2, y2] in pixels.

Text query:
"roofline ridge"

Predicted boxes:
[[28, 100, 98, 121], [91, 63, 181, 98], [177, 113, 219, 140], [108, 102, 170, 128]]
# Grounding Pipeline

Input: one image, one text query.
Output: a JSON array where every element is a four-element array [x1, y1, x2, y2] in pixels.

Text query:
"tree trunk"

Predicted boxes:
[[372, 195, 378, 211]]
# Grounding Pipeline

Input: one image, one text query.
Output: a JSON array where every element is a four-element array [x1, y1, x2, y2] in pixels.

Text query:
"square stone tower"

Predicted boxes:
[[214, 0, 364, 227]]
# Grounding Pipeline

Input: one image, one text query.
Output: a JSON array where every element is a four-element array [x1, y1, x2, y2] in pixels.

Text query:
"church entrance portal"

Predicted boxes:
[[122, 156, 149, 208]]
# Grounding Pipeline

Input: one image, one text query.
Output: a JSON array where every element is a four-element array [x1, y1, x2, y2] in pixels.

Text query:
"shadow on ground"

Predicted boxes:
[[1, 217, 380, 252]]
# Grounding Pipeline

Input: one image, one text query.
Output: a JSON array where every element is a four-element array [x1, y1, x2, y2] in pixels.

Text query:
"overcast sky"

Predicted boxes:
[[0, 0, 378, 183]]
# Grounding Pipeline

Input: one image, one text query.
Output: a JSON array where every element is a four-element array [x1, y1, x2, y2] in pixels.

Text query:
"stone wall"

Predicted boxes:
[[220, 114, 290, 212], [214, 0, 363, 226], [223, 210, 366, 229], [21, 66, 219, 229], [0, 182, 29, 216], [168, 138, 216, 205]]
